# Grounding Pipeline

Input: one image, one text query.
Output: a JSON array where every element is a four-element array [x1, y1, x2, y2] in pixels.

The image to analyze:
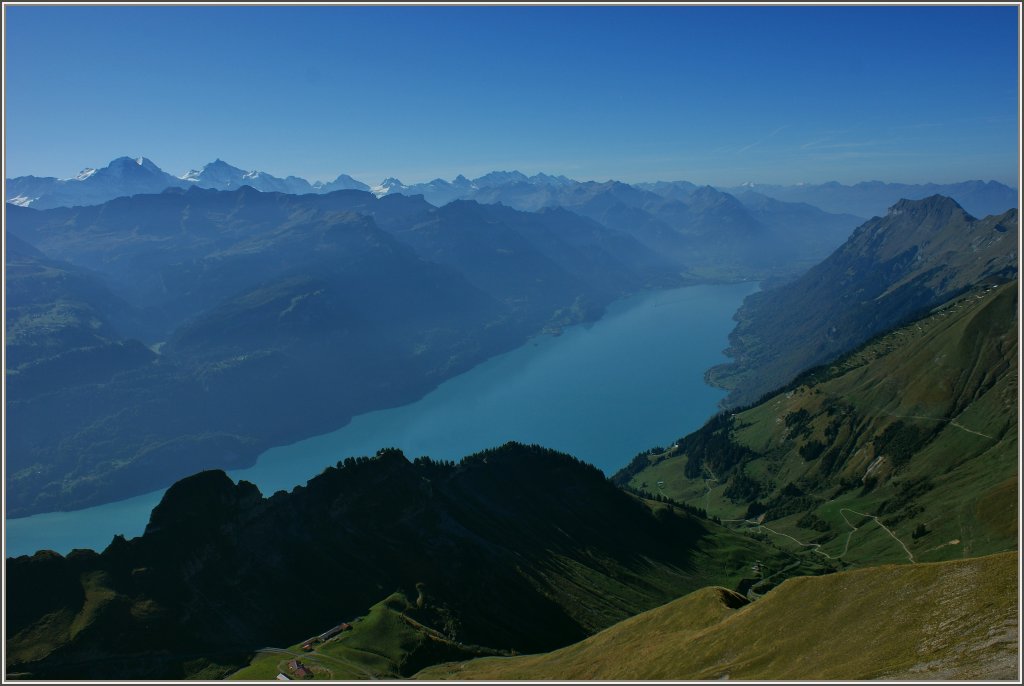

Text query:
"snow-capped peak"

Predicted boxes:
[[370, 177, 406, 197], [75, 168, 98, 181]]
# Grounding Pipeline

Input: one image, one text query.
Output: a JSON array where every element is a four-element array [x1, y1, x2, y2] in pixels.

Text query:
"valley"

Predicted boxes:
[[5, 281, 756, 557], [4, 163, 1019, 682]]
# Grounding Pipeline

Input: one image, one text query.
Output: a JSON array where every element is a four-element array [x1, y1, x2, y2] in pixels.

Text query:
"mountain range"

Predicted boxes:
[[5, 188, 1017, 517], [4, 185, 686, 516], [9, 159, 1015, 264], [4, 153, 1019, 681], [9, 157, 1015, 222], [6, 188, 1015, 683]]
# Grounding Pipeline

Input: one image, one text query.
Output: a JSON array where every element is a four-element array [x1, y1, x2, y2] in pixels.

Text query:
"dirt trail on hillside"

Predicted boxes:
[[723, 506, 916, 564], [881, 412, 996, 440]]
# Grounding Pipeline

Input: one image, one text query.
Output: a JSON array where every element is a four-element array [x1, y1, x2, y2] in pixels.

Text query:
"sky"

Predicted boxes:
[[3, 4, 1020, 187]]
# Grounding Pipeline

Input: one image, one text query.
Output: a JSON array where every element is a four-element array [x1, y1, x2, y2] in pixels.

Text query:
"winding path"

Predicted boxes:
[[701, 465, 719, 511], [839, 508, 915, 563], [723, 506, 916, 564], [881, 412, 996, 441]]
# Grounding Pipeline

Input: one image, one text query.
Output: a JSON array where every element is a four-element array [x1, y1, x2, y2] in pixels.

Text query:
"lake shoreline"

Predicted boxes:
[[5, 281, 758, 558]]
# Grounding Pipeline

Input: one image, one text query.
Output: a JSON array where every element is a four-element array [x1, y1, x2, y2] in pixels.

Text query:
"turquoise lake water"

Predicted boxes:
[[4, 282, 757, 558]]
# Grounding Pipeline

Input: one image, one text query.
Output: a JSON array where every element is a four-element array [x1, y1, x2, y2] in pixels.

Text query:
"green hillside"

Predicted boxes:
[[417, 551, 1018, 680], [618, 280, 1017, 570]]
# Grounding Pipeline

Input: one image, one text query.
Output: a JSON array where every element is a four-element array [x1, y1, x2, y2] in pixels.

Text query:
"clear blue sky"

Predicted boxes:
[[4, 4, 1020, 187]]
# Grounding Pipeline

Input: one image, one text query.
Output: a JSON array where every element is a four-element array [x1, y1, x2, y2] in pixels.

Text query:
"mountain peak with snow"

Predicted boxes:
[[371, 177, 407, 197]]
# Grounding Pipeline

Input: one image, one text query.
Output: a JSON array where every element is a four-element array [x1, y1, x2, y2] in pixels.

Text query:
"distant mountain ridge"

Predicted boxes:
[[7, 156, 190, 210], [722, 179, 1018, 220], [6, 157, 371, 209], [9, 156, 1015, 222]]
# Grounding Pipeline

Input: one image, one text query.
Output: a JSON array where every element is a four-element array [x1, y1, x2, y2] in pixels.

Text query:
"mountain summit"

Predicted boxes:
[[6, 156, 189, 209]]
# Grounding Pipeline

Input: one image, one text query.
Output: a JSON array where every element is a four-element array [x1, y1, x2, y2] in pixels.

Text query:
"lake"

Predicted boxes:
[[4, 281, 758, 557]]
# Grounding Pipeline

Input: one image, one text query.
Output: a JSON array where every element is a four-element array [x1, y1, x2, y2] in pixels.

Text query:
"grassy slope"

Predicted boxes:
[[417, 551, 1018, 681], [622, 281, 1017, 570]]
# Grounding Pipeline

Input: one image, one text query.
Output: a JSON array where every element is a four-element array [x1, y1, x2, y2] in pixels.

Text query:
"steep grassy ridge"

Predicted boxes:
[[619, 280, 1017, 569], [418, 551, 1017, 680]]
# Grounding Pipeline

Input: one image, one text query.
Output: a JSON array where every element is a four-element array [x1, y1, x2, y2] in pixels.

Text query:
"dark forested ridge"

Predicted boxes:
[[5, 443, 811, 680]]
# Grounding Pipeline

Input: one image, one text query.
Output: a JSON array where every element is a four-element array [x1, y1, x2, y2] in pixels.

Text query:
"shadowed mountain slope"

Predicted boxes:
[[5, 443, 812, 680]]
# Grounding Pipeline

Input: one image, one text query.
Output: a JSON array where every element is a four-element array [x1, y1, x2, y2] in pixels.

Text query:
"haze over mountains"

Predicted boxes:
[[723, 179, 1019, 220], [4, 151, 1019, 518], [7, 156, 1017, 221], [5, 183, 695, 517]]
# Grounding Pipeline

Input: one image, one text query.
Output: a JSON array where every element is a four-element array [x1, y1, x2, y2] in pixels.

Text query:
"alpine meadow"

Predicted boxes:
[[3, 3, 1020, 682]]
